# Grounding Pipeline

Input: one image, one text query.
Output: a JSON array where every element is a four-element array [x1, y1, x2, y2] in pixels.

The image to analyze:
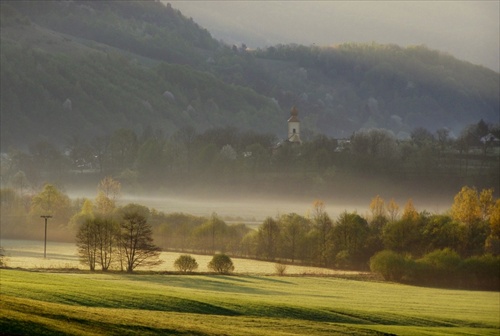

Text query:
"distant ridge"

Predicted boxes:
[[1, 1, 498, 149]]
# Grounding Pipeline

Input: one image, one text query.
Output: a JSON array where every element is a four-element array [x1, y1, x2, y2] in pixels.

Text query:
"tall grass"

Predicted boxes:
[[1, 269, 498, 335]]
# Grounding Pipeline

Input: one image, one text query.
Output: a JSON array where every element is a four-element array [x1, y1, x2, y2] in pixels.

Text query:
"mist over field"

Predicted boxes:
[[0, 0, 498, 290], [65, 176, 454, 225], [0, 2, 498, 335]]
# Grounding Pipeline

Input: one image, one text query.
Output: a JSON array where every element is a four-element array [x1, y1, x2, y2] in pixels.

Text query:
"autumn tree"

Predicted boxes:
[[386, 198, 400, 222], [478, 188, 495, 222], [29, 184, 72, 236], [451, 186, 491, 256], [30, 184, 71, 217], [369, 195, 386, 220], [95, 176, 121, 215], [117, 203, 162, 272], [69, 198, 94, 230], [98, 176, 121, 201], [485, 200, 500, 255], [451, 186, 482, 226], [401, 199, 419, 222]]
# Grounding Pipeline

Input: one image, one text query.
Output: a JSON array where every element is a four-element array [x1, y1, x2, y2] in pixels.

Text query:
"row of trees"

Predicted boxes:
[[2, 119, 498, 199], [152, 188, 498, 269], [69, 183, 500, 288], [1, 176, 498, 286], [76, 204, 162, 272]]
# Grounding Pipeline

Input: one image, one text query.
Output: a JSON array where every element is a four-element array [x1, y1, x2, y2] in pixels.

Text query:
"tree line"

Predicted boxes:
[[1, 176, 498, 288], [2, 119, 498, 199]]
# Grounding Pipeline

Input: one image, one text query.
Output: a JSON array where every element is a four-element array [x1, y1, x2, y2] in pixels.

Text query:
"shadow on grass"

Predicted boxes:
[[0, 315, 211, 336], [122, 274, 283, 296]]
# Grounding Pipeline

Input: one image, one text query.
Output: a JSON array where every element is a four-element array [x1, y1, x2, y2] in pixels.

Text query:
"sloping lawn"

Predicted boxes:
[[1, 269, 498, 335]]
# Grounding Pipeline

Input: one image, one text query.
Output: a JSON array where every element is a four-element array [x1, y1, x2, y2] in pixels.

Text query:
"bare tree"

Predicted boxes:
[[95, 217, 118, 271], [118, 204, 162, 272], [76, 216, 118, 271], [76, 218, 98, 271]]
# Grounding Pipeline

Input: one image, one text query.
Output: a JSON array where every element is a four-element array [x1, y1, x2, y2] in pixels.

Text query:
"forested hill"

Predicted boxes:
[[1, 1, 498, 150]]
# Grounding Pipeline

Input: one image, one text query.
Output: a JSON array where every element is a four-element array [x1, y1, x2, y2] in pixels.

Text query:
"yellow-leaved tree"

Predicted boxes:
[[386, 198, 400, 222], [29, 184, 72, 240], [451, 186, 496, 256], [95, 176, 121, 215], [69, 198, 94, 230], [369, 195, 386, 220], [451, 186, 482, 226], [401, 199, 419, 222], [485, 199, 500, 255]]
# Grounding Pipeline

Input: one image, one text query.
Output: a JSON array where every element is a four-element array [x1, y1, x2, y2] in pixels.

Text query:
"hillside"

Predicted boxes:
[[1, 1, 498, 150], [0, 1, 282, 149]]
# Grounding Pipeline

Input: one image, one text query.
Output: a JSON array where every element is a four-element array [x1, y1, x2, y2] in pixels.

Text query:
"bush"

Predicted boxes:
[[173, 254, 198, 273], [370, 250, 412, 282], [415, 248, 461, 285], [461, 254, 500, 290], [275, 262, 287, 276], [207, 254, 234, 274]]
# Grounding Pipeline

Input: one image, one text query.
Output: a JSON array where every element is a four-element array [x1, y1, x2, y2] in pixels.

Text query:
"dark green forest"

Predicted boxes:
[[1, 0, 498, 151]]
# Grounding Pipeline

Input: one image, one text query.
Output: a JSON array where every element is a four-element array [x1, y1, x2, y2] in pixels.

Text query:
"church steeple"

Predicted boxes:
[[287, 106, 302, 143]]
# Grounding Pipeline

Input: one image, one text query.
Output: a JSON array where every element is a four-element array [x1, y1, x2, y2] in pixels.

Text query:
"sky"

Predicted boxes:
[[168, 1, 500, 72]]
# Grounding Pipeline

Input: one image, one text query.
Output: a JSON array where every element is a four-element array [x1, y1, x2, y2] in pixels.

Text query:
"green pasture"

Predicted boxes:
[[1, 269, 498, 335]]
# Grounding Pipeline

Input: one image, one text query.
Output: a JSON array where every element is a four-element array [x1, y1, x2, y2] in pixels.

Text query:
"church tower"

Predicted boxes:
[[287, 106, 302, 143]]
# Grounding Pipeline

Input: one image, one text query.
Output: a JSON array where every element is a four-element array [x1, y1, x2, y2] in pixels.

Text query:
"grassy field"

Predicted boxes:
[[1, 269, 499, 336], [0, 239, 363, 276]]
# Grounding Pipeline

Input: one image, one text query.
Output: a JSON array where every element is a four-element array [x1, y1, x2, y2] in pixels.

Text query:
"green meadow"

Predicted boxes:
[[1, 269, 498, 335]]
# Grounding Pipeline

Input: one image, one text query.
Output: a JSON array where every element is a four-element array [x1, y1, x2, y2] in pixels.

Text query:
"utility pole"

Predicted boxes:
[[41, 215, 52, 258]]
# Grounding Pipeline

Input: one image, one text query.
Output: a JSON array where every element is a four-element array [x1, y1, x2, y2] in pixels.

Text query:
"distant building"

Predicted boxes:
[[287, 106, 302, 144], [480, 133, 500, 145]]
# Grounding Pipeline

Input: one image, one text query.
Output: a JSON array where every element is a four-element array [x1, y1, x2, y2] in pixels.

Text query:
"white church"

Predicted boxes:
[[287, 106, 302, 144]]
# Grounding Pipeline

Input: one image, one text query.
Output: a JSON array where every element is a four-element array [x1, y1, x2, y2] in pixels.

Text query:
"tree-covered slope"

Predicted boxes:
[[1, 1, 498, 150], [249, 44, 499, 138], [0, 1, 282, 149]]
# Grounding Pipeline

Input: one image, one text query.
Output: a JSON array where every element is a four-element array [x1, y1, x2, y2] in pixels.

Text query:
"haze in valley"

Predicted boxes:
[[169, 0, 500, 72]]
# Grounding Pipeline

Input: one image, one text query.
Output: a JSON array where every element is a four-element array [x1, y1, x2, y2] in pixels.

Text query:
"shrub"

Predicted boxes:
[[370, 250, 412, 282], [416, 248, 461, 285], [208, 254, 234, 274], [461, 254, 500, 290], [275, 262, 287, 276], [173, 254, 198, 273]]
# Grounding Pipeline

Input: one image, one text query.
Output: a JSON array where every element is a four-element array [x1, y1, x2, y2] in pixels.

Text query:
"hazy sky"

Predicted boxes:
[[168, 1, 500, 72]]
